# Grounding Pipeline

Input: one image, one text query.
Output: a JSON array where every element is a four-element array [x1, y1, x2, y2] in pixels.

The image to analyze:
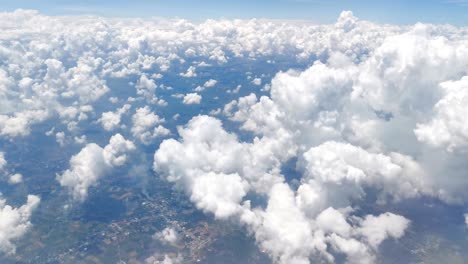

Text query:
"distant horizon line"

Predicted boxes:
[[1, 8, 467, 28]]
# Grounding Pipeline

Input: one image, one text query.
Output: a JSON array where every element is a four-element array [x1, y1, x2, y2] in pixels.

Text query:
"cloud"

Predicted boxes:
[[0, 8, 467, 263], [154, 115, 410, 263], [0, 152, 6, 171], [203, 79, 218, 88], [182, 93, 202, 105], [57, 134, 135, 201], [131, 106, 169, 145], [8, 173, 23, 185], [99, 104, 131, 131], [0, 195, 40, 254], [180, 66, 197, 77], [0, 9, 404, 139], [357, 212, 410, 249], [415, 76, 468, 151], [151, 11, 468, 263], [252, 77, 262, 86], [302, 141, 429, 202], [153, 227, 179, 246], [145, 253, 182, 264], [102, 133, 136, 167]]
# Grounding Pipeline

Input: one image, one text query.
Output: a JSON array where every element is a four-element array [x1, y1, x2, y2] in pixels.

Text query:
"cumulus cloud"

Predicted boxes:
[[145, 253, 182, 264], [302, 141, 429, 202], [0, 9, 407, 139], [154, 116, 251, 219], [151, 11, 468, 263], [415, 76, 468, 151], [182, 93, 202, 105], [0, 195, 40, 254], [99, 104, 131, 131], [1, 8, 468, 263], [131, 106, 169, 145], [180, 66, 197, 77], [0, 152, 6, 171], [153, 227, 179, 246], [357, 212, 410, 249], [203, 79, 217, 88], [57, 134, 135, 201], [194, 79, 218, 92], [252, 77, 262, 86], [154, 115, 411, 263], [8, 173, 23, 184]]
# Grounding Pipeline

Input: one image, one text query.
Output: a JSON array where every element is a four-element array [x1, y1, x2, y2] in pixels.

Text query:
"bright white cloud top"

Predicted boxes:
[[0, 195, 40, 255], [0, 8, 467, 264]]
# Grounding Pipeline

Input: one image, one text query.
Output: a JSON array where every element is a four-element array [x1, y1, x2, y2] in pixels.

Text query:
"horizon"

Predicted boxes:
[[0, 0, 467, 26]]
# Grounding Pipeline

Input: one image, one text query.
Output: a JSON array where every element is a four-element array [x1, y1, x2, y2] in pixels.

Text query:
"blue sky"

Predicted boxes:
[[0, 0, 467, 25]]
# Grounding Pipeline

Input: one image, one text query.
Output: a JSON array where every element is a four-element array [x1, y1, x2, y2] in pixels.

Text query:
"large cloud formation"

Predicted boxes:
[[153, 11, 468, 264], [0, 8, 467, 263], [0, 9, 404, 140]]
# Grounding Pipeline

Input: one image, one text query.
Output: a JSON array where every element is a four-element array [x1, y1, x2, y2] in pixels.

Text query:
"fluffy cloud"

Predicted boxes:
[[1, 8, 468, 263], [153, 227, 179, 246], [99, 104, 131, 131], [180, 66, 197, 77], [357, 212, 410, 249], [182, 93, 202, 105], [415, 76, 468, 151], [154, 116, 250, 219], [131, 107, 169, 145], [203, 79, 217, 88], [0, 9, 407, 139], [0, 152, 6, 171], [302, 141, 429, 202], [195, 79, 218, 92], [102, 133, 136, 167], [8, 173, 23, 184], [154, 115, 410, 263], [57, 134, 135, 201], [0, 195, 40, 254], [145, 254, 182, 264], [151, 12, 468, 263]]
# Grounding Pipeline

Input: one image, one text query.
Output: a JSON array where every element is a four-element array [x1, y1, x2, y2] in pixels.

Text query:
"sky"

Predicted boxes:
[[0, 0, 468, 25]]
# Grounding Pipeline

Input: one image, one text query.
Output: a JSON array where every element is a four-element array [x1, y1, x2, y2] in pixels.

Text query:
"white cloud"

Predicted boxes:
[[0, 152, 6, 171], [415, 76, 468, 151], [145, 253, 183, 264], [182, 93, 202, 105], [302, 141, 429, 202], [99, 104, 131, 131], [57, 134, 135, 201], [0, 195, 40, 254], [154, 115, 411, 263], [0, 9, 406, 139], [8, 173, 23, 184], [102, 133, 136, 167], [357, 212, 411, 249], [131, 106, 168, 145], [1, 8, 468, 263], [56, 131, 66, 146], [204, 79, 217, 88], [252, 77, 262, 86], [180, 66, 197, 77], [153, 227, 179, 246]]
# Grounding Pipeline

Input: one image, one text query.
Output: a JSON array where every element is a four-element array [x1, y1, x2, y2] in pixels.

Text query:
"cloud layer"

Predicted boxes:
[[0, 9, 467, 263]]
